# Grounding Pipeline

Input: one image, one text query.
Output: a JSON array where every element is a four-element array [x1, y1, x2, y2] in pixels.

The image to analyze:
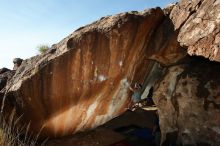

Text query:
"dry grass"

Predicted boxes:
[[0, 109, 45, 146]]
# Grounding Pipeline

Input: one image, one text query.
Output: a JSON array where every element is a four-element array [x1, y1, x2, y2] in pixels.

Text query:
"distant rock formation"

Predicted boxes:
[[13, 58, 23, 70], [1, 0, 219, 145], [0, 68, 14, 91], [0, 67, 15, 119]]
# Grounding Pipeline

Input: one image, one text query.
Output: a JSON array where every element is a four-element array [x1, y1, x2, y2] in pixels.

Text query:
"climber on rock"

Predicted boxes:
[[128, 83, 142, 109]]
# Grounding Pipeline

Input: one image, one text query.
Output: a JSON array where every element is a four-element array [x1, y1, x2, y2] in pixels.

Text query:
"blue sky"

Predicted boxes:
[[0, 0, 177, 68]]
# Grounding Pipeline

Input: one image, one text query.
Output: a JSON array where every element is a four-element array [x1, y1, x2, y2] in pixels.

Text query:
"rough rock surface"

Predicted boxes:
[[0, 68, 14, 92], [0, 68, 12, 91], [4, 8, 184, 138], [0, 68, 15, 118], [13, 58, 23, 70], [170, 0, 220, 61], [153, 57, 220, 145]]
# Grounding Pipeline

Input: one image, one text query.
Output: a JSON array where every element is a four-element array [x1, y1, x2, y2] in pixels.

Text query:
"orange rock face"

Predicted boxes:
[[4, 8, 184, 138]]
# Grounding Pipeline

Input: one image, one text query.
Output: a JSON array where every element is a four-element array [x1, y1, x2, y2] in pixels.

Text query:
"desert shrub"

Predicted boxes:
[[37, 45, 50, 54]]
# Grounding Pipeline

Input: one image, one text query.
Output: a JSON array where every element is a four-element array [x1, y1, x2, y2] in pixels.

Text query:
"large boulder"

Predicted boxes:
[[3, 8, 185, 138], [1, 0, 219, 145], [152, 0, 220, 145], [153, 57, 220, 145]]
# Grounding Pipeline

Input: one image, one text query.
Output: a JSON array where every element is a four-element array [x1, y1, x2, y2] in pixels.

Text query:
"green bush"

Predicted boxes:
[[37, 45, 50, 54]]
